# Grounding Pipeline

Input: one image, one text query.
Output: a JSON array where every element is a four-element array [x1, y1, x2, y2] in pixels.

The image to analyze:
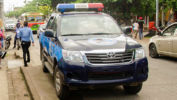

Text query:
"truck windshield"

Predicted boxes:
[[61, 14, 122, 36]]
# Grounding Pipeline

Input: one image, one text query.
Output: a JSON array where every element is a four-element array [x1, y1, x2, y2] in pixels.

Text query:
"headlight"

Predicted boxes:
[[62, 50, 84, 63], [135, 48, 145, 60]]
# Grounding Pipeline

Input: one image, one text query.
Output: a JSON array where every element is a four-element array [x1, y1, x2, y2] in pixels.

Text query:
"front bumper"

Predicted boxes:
[[5, 26, 15, 30], [59, 58, 148, 86]]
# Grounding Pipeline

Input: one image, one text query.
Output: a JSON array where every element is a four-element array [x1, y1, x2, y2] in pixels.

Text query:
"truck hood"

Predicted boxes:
[[59, 34, 141, 51]]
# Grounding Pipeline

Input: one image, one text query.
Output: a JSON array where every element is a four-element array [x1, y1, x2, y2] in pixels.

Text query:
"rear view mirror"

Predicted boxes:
[[157, 32, 162, 36], [122, 27, 132, 35], [42, 27, 46, 30], [44, 30, 54, 38]]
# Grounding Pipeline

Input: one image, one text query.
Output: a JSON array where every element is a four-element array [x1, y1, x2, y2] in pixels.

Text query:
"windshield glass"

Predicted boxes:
[[27, 17, 35, 22], [60, 14, 122, 36], [6, 20, 16, 24], [36, 16, 43, 22]]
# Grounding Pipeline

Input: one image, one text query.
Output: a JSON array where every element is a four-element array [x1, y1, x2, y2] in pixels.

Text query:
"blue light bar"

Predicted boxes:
[[57, 4, 75, 13], [56, 3, 104, 13]]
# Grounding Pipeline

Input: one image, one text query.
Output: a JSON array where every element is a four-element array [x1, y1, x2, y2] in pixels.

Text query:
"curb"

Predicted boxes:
[[20, 67, 41, 100]]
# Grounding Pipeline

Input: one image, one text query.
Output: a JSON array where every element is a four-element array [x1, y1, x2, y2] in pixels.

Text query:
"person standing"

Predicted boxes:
[[19, 21, 34, 67], [138, 17, 144, 40], [13, 21, 21, 49], [132, 21, 139, 39]]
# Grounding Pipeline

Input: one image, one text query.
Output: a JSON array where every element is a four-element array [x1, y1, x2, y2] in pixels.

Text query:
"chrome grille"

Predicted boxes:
[[85, 51, 133, 64]]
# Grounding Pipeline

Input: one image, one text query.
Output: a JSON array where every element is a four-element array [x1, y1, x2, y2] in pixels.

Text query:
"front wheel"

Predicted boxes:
[[54, 66, 69, 100], [149, 44, 159, 58], [123, 83, 142, 94], [41, 50, 49, 73]]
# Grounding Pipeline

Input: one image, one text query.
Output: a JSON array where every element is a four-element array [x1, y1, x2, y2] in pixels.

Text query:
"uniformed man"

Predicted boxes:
[[19, 21, 34, 67]]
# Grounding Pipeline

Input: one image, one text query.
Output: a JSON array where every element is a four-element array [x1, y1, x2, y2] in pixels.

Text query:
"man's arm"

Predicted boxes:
[[30, 29, 34, 45]]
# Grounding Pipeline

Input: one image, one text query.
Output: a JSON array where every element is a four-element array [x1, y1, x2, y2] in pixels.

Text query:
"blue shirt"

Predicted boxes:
[[16, 28, 21, 39], [19, 27, 34, 43]]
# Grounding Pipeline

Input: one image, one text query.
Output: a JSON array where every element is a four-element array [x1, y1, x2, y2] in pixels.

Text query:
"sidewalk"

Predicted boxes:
[[21, 66, 58, 100], [0, 60, 9, 100]]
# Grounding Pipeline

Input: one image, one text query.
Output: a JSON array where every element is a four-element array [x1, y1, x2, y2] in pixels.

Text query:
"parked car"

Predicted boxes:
[[5, 20, 16, 31], [39, 3, 148, 100], [149, 22, 177, 58], [37, 24, 46, 38]]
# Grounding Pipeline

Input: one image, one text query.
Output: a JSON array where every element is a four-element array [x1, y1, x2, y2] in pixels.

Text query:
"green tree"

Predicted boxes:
[[5, 0, 52, 18]]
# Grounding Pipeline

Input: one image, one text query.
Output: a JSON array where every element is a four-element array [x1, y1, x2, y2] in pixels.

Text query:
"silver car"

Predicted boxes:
[[149, 22, 177, 58], [5, 20, 16, 31]]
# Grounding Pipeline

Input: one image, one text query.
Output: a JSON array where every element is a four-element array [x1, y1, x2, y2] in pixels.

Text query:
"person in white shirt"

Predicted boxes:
[[132, 21, 139, 39]]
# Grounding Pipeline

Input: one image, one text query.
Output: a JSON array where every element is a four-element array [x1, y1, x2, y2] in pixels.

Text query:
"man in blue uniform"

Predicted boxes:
[[19, 21, 34, 66]]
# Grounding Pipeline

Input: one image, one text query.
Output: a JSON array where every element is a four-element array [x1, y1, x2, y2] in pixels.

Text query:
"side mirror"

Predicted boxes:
[[157, 30, 163, 36], [42, 27, 46, 30], [122, 27, 132, 35], [44, 30, 54, 38]]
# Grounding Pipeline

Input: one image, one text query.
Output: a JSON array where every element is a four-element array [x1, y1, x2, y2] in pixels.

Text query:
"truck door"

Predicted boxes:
[[45, 16, 55, 54], [158, 25, 176, 55], [172, 25, 177, 57]]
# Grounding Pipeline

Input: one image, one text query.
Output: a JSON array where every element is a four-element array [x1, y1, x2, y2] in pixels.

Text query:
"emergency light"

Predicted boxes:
[[56, 3, 104, 13]]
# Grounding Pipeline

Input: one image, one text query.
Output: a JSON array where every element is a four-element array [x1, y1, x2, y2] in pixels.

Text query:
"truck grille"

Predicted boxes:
[[88, 71, 133, 80], [85, 51, 133, 64]]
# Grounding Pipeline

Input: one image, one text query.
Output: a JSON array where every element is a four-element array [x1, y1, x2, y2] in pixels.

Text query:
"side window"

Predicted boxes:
[[51, 18, 57, 32], [46, 17, 54, 29], [163, 25, 177, 36]]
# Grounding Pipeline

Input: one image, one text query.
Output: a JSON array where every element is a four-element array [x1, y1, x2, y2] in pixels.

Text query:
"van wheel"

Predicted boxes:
[[149, 44, 159, 58], [123, 83, 142, 94], [54, 66, 69, 100]]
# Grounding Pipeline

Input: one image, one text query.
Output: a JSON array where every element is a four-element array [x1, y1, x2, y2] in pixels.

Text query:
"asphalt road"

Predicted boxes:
[[29, 34, 177, 100]]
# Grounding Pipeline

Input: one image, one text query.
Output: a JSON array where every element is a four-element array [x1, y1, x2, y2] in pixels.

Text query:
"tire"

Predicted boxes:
[[5, 41, 10, 50], [149, 44, 159, 58], [123, 83, 142, 94], [40, 45, 42, 60], [54, 66, 69, 100], [41, 50, 49, 73]]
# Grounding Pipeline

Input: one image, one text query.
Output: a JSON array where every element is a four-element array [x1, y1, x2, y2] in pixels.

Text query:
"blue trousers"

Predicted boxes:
[[139, 29, 143, 40]]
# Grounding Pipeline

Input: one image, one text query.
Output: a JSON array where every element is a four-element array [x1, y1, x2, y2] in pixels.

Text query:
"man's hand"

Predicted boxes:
[[32, 42, 35, 46]]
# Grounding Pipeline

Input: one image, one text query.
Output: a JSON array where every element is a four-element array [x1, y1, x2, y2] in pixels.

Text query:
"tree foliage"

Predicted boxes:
[[5, 0, 52, 18], [6, 0, 177, 23]]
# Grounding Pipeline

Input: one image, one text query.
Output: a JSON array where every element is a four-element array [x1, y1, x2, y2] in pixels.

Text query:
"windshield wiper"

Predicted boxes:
[[62, 34, 84, 36], [62, 33, 118, 36], [86, 33, 118, 35]]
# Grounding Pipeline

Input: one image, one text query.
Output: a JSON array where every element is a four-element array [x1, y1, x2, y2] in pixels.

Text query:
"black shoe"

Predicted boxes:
[[27, 60, 30, 63], [24, 63, 28, 67]]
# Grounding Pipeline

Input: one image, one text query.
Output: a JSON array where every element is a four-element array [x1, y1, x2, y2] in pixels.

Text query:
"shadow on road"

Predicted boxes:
[[157, 56, 177, 62], [67, 86, 140, 100]]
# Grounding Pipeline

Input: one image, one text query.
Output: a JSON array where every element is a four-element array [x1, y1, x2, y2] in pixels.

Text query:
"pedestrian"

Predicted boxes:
[[0, 27, 5, 69], [132, 20, 139, 39], [138, 17, 144, 40], [13, 20, 21, 49], [0, 27, 5, 49], [19, 21, 34, 67]]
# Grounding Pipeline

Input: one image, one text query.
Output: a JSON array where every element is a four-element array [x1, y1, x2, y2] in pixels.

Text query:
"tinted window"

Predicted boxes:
[[163, 24, 177, 36]]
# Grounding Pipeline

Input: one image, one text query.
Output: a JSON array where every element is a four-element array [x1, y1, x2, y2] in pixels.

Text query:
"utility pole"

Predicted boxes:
[[0, 0, 3, 19], [156, 0, 159, 28]]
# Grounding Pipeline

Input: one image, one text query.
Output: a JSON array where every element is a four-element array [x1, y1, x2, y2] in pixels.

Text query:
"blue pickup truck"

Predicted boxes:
[[39, 3, 148, 100]]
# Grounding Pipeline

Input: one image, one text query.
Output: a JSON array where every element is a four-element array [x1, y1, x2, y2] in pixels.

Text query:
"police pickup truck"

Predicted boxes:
[[39, 3, 148, 100]]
